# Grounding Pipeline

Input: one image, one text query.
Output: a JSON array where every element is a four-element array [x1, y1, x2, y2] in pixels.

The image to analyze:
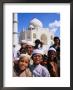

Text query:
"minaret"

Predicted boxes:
[[13, 13, 19, 46]]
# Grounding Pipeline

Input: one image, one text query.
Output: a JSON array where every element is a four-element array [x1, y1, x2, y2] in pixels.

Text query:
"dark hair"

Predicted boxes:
[[43, 54, 48, 61], [54, 36, 60, 41], [54, 36, 60, 45], [35, 39, 41, 44], [13, 62, 20, 74], [19, 48, 27, 54]]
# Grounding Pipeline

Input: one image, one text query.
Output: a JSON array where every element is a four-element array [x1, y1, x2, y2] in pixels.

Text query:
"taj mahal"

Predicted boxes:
[[13, 13, 54, 50]]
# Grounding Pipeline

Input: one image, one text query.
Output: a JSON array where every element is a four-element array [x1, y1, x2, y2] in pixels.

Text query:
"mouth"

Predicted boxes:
[[35, 60, 40, 62], [50, 54, 54, 57], [35, 60, 40, 63], [51, 55, 54, 56], [19, 65, 25, 69]]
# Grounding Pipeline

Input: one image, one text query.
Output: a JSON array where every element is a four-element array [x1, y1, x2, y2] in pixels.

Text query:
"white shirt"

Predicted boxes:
[[31, 64, 50, 77]]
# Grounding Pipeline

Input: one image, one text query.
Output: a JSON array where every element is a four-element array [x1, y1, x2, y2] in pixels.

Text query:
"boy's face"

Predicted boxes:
[[27, 45, 33, 55], [19, 57, 29, 71], [48, 50, 56, 60], [33, 54, 43, 64], [54, 39, 59, 45]]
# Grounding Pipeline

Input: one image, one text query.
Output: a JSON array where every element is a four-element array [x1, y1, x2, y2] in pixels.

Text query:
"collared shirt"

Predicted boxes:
[[30, 64, 50, 77]]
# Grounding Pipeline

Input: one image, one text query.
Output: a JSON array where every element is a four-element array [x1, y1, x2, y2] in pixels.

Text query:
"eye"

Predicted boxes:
[[20, 59, 25, 62], [25, 61, 28, 63]]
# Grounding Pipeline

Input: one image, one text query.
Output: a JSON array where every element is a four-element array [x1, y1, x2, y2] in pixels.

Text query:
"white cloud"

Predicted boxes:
[[49, 20, 60, 33]]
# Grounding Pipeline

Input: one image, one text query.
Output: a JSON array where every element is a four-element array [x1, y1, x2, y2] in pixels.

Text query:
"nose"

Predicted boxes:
[[35, 56, 40, 60]]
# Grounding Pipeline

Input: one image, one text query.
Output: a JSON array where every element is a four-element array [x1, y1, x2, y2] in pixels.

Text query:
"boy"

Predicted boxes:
[[30, 49, 50, 77], [47, 47, 59, 77], [13, 54, 32, 77]]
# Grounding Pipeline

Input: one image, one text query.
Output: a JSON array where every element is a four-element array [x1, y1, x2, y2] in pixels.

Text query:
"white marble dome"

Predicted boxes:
[[30, 18, 43, 28]]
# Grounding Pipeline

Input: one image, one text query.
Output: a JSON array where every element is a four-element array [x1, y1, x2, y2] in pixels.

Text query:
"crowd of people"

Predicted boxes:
[[13, 36, 60, 77]]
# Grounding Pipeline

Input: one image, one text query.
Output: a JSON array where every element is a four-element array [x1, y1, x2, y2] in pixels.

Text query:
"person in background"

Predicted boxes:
[[27, 41, 34, 55], [27, 41, 34, 65], [50, 36, 60, 76], [13, 54, 32, 77], [13, 44, 21, 72], [13, 40, 28, 62], [19, 40, 28, 54], [42, 54, 48, 69], [50, 36, 60, 60], [34, 39, 41, 49], [47, 47, 59, 77], [30, 49, 50, 77]]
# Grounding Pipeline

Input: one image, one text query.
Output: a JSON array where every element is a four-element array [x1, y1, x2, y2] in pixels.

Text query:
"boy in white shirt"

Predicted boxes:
[[30, 49, 50, 77]]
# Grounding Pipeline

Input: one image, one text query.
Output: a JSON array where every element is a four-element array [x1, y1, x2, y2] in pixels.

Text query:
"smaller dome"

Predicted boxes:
[[28, 24, 34, 29]]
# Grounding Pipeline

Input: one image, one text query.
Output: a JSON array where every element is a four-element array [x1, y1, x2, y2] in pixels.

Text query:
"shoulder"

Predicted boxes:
[[26, 68, 31, 72], [26, 68, 32, 77], [50, 44, 55, 48], [29, 65, 35, 72]]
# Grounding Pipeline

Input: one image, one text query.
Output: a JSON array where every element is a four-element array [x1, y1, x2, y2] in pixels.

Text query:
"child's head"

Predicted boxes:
[[27, 41, 34, 55], [20, 40, 27, 49], [32, 49, 43, 65], [48, 47, 56, 60], [18, 54, 30, 71], [54, 36, 60, 45]]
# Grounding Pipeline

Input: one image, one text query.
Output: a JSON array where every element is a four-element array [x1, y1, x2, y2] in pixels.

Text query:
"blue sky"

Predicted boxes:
[[18, 13, 60, 37]]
